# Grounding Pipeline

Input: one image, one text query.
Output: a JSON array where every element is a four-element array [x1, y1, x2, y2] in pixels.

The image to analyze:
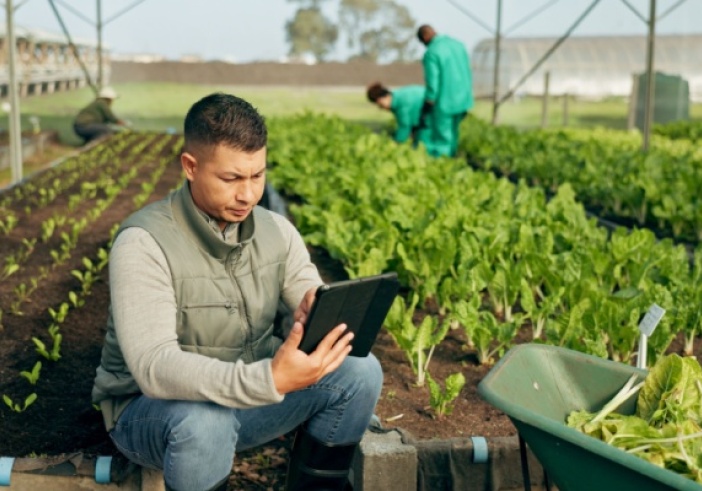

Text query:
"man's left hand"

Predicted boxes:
[[271, 322, 353, 395]]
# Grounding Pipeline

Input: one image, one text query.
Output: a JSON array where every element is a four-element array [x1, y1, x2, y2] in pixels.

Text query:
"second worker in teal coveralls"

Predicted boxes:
[[417, 24, 474, 157], [366, 82, 431, 150]]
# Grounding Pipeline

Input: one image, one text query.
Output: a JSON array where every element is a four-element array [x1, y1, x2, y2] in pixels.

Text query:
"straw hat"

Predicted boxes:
[[98, 86, 118, 99]]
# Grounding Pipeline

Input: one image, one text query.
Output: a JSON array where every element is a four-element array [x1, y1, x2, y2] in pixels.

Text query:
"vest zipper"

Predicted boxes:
[[227, 245, 254, 360]]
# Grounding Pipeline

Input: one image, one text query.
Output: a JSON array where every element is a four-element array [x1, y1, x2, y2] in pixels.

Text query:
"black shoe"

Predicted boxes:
[[285, 427, 358, 491]]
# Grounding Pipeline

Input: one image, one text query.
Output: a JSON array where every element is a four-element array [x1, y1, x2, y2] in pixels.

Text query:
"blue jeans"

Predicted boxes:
[[109, 354, 383, 491]]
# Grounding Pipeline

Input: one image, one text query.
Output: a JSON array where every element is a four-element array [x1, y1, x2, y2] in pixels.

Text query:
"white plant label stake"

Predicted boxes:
[[637, 304, 666, 370]]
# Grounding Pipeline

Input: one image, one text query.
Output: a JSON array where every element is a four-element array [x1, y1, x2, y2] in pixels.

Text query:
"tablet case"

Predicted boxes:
[[299, 272, 400, 357]]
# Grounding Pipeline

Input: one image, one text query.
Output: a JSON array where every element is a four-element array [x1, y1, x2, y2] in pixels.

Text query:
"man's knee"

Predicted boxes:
[[170, 402, 239, 451], [340, 354, 384, 400], [364, 353, 384, 388]]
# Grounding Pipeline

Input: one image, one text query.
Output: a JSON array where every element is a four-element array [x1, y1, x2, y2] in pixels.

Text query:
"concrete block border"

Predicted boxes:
[[0, 431, 549, 491], [356, 430, 550, 491], [354, 429, 417, 491]]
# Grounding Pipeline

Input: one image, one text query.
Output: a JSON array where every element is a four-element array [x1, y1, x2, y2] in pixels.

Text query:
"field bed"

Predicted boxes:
[[0, 132, 183, 457], [2, 122, 701, 490], [0, 131, 518, 490]]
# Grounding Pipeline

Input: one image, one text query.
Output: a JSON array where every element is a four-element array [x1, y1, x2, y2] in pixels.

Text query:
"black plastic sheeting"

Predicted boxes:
[[410, 435, 549, 491]]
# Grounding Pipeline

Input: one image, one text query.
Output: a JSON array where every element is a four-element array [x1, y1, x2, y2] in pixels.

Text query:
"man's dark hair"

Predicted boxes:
[[183, 92, 267, 153], [366, 82, 390, 103], [417, 24, 435, 43]]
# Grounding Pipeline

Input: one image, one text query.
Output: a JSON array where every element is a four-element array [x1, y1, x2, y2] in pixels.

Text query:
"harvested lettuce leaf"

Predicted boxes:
[[567, 353, 702, 484]]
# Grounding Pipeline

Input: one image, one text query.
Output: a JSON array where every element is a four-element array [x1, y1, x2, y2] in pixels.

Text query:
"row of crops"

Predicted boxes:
[[460, 118, 702, 243], [1, 115, 700, 421], [0, 132, 182, 416], [653, 120, 702, 143], [266, 114, 702, 406]]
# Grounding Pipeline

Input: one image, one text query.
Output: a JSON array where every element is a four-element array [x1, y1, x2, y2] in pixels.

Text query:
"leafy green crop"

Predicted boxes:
[[3, 393, 37, 413], [460, 117, 702, 242], [654, 120, 702, 143], [267, 113, 702, 376], [568, 354, 702, 483], [427, 372, 466, 420], [20, 361, 42, 385]]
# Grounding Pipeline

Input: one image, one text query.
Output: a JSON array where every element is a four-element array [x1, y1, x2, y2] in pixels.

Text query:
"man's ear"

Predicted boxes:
[[181, 152, 197, 181]]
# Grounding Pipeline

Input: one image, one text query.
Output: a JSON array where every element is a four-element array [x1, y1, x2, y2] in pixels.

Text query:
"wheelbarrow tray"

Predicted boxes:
[[478, 343, 702, 491]]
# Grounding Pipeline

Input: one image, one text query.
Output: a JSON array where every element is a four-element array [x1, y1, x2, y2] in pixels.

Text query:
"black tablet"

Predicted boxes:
[[299, 272, 400, 357]]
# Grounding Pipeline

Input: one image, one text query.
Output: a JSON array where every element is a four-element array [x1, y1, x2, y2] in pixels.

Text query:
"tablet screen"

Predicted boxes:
[[299, 272, 400, 357]]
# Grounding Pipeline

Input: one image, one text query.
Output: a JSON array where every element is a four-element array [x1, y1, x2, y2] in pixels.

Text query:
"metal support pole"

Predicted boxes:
[[491, 0, 503, 125], [627, 73, 639, 130], [6, 0, 23, 184], [97, 0, 103, 88], [541, 71, 550, 128], [642, 0, 656, 151], [48, 0, 97, 95], [498, 0, 601, 106]]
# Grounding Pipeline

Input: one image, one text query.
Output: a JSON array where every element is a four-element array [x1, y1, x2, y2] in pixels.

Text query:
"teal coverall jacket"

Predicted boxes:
[[422, 35, 474, 157], [390, 85, 430, 149]]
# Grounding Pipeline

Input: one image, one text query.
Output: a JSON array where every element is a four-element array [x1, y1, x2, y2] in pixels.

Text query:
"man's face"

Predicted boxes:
[[375, 94, 392, 110], [181, 144, 267, 230]]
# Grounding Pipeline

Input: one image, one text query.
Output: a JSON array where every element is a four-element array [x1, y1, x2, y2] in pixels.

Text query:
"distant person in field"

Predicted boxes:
[[91, 92, 382, 491], [417, 24, 474, 157], [366, 82, 431, 150], [73, 86, 127, 144]]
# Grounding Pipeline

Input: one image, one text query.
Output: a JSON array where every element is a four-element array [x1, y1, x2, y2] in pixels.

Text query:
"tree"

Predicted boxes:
[[286, 2, 338, 62], [339, 0, 417, 63]]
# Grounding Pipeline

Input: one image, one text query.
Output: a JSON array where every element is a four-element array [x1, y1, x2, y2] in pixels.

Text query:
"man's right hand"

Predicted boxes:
[[271, 322, 353, 395]]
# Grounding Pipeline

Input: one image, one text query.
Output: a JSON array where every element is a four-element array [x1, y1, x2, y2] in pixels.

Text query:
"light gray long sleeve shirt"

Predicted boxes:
[[108, 211, 323, 410]]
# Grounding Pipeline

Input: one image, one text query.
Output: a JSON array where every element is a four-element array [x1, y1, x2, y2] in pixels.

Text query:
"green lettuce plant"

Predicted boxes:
[[427, 372, 466, 420], [0, 211, 18, 235], [48, 302, 70, 324], [32, 325, 62, 362], [568, 354, 702, 484], [384, 294, 451, 386], [2, 261, 19, 280], [20, 361, 42, 385], [40, 217, 57, 243], [3, 393, 37, 413]]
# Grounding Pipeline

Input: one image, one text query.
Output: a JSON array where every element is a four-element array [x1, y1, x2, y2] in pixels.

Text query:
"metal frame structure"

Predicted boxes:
[[448, 0, 695, 150], [1, 0, 145, 185], [471, 33, 701, 100]]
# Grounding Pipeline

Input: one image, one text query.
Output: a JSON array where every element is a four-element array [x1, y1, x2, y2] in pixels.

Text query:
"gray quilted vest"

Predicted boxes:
[[92, 182, 286, 428]]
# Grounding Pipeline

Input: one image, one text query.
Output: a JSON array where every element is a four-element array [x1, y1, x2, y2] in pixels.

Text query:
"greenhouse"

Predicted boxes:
[[471, 34, 702, 101], [2, 1, 702, 490]]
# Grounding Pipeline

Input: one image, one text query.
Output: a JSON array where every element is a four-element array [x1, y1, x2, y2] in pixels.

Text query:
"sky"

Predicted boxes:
[[5, 0, 702, 63]]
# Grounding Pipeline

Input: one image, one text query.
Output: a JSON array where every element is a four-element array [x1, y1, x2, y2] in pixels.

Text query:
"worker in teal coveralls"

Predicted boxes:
[[366, 82, 431, 150], [417, 24, 474, 157]]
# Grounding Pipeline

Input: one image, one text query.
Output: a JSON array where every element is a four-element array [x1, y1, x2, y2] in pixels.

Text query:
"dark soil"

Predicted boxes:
[[309, 247, 513, 441]]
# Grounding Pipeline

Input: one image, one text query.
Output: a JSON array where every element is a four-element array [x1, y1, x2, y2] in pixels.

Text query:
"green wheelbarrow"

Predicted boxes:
[[478, 344, 702, 491]]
